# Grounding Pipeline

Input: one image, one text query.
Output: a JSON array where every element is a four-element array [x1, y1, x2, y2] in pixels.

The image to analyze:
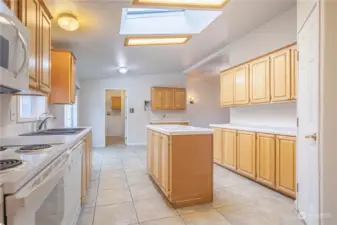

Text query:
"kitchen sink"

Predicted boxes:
[[19, 128, 85, 136]]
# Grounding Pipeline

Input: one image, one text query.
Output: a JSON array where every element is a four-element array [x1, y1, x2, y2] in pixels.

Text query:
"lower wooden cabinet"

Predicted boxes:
[[81, 132, 93, 204], [160, 134, 170, 194], [212, 127, 296, 198], [222, 129, 236, 170], [276, 135, 296, 198], [256, 133, 276, 188], [213, 128, 222, 164], [236, 131, 256, 179]]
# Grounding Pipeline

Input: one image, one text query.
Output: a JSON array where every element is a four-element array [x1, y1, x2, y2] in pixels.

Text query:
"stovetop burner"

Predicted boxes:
[[0, 146, 7, 151], [17, 144, 52, 152], [0, 159, 23, 171]]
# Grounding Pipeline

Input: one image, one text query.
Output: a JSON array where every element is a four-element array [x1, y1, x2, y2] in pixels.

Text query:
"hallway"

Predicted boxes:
[[77, 144, 304, 225]]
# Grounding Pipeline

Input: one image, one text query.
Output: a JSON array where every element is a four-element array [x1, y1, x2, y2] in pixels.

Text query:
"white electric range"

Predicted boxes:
[[0, 141, 84, 225]]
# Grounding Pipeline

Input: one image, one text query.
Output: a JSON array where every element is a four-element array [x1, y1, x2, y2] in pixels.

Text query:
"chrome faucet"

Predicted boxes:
[[36, 113, 56, 131]]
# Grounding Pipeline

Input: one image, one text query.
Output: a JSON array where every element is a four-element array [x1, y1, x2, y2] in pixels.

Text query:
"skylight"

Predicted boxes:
[[127, 8, 185, 15]]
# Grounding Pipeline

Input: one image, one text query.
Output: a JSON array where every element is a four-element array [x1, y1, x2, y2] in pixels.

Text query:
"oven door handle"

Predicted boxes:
[[5, 152, 71, 216], [0, 12, 29, 78]]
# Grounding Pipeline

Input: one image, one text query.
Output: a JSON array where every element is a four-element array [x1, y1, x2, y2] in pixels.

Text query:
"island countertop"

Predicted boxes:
[[147, 125, 214, 135]]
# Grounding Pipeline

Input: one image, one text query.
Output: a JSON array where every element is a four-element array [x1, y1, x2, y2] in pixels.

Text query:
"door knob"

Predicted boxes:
[[305, 133, 317, 141]]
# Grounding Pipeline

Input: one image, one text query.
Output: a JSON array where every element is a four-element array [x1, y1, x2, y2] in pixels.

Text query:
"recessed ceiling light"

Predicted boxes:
[[58, 13, 79, 31], [132, 0, 230, 9], [119, 67, 128, 74], [124, 36, 191, 46]]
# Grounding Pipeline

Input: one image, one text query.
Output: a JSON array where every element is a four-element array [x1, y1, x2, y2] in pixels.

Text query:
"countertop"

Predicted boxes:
[[149, 120, 189, 124], [147, 125, 214, 135], [209, 124, 296, 136]]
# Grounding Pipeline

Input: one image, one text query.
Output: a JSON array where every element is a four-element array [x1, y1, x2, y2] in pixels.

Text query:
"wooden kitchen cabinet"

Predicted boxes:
[[81, 131, 93, 204], [20, 0, 52, 94], [174, 88, 186, 110], [234, 64, 250, 105], [256, 133, 276, 188], [213, 128, 222, 164], [270, 48, 291, 102], [220, 70, 234, 106], [111, 96, 122, 110], [147, 128, 213, 208], [291, 48, 298, 100], [222, 129, 237, 170], [151, 87, 186, 110], [4, 0, 19, 17], [250, 56, 270, 104], [49, 50, 76, 104], [276, 135, 296, 198], [236, 131, 256, 179]]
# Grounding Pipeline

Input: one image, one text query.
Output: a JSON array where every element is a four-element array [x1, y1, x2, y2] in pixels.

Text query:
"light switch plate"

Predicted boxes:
[[10, 109, 16, 121]]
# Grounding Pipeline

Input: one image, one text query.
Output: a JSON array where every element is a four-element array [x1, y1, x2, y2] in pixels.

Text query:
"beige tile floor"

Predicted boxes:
[[77, 144, 305, 225]]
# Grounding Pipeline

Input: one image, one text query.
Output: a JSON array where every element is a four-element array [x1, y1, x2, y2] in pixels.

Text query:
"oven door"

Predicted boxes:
[[5, 151, 70, 225], [0, 1, 30, 93]]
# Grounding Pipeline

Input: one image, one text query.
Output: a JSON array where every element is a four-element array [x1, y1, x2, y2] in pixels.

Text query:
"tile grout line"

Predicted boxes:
[[90, 153, 102, 225]]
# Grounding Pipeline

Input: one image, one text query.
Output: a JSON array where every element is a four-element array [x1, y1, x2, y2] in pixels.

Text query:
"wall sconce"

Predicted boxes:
[[189, 96, 195, 104]]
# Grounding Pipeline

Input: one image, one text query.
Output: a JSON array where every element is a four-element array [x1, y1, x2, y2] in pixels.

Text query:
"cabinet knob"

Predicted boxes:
[[305, 133, 317, 141]]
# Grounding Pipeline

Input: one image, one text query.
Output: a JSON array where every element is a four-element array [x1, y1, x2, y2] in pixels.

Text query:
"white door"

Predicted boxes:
[[297, 3, 319, 225]]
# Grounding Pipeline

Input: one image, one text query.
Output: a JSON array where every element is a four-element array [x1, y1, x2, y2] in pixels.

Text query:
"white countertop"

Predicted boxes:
[[0, 127, 92, 194], [209, 124, 296, 136], [147, 125, 214, 135], [149, 120, 189, 124]]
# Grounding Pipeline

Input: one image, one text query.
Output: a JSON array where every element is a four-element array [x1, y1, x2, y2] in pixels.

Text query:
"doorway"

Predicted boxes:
[[105, 89, 127, 146]]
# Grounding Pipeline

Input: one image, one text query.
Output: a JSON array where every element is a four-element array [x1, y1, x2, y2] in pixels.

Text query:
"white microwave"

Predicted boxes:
[[0, 2, 30, 94]]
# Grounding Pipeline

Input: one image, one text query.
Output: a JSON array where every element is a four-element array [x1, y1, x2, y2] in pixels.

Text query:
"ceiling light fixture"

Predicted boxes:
[[118, 67, 128, 74], [124, 36, 192, 46], [132, 0, 230, 9], [58, 13, 79, 31]]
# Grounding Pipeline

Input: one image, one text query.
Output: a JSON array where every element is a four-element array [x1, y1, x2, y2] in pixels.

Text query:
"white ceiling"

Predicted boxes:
[[47, 0, 296, 80]]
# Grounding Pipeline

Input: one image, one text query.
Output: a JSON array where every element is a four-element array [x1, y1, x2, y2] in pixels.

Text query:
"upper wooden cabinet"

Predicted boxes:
[[276, 135, 296, 198], [151, 87, 186, 110], [234, 65, 250, 105], [256, 133, 276, 188], [220, 70, 234, 106], [220, 43, 297, 107], [20, 0, 52, 95], [236, 131, 256, 179], [4, 0, 19, 16], [111, 96, 122, 110], [49, 50, 76, 104], [250, 56, 270, 104], [270, 48, 291, 102], [291, 48, 298, 100]]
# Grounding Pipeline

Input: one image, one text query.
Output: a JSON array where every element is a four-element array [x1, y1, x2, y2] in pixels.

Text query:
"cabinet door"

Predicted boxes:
[[256, 133, 276, 188], [276, 136, 296, 198], [222, 129, 237, 170], [147, 130, 153, 172], [234, 65, 250, 105], [151, 88, 165, 110], [152, 133, 161, 182], [213, 128, 222, 164], [270, 48, 291, 102], [163, 89, 174, 110], [236, 131, 256, 179], [70, 56, 76, 103], [160, 134, 170, 194], [174, 89, 186, 110], [23, 0, 40, 90], [220, 71, 234, 106], [291, 48, 298, 100], [81, 149, 87, 203], [39, 7, 51, 93], [250, 56, 270, 104]]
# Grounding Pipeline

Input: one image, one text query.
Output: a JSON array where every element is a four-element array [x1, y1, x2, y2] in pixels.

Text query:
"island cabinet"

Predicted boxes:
[[49, 50, 76, 104], [147, 127, 213, 208], [151, 87, 186, 110], [211, 126, 296, 198]]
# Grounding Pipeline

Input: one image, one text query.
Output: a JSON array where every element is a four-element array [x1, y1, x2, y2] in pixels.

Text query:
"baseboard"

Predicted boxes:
[[93, 144, 105, 148], [126, 142, 147, 146]]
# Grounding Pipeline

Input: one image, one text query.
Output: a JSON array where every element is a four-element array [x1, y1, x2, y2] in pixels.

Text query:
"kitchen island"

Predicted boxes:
[[147, 125, 214, 208]]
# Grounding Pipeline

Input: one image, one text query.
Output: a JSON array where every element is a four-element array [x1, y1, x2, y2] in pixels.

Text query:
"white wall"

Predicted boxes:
[[105, 90, 124, 137], [220, 6, 297, 128], [79, 73, 188, 147], [187, 76, 230, 127]]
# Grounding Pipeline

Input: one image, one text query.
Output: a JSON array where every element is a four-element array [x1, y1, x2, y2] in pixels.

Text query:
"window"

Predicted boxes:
[[17, 96, 47, 122], [64, 96, 78, 127], [127, 8, 185, 15]]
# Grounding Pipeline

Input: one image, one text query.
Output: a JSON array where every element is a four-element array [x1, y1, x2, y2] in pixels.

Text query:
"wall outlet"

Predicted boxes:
[[10, 109, 16, 121]]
